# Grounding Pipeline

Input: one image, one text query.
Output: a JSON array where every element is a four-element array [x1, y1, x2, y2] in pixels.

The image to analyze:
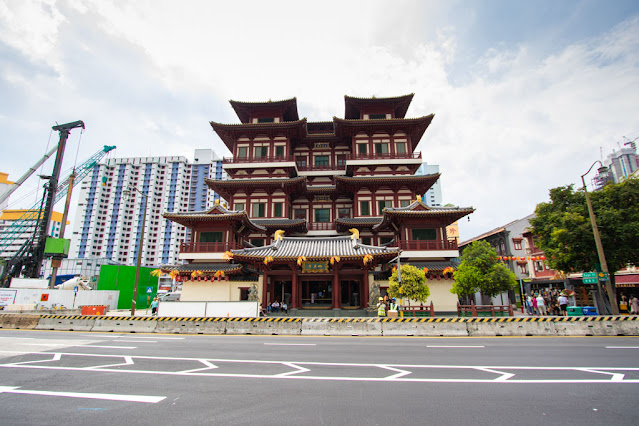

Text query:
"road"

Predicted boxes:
[[0, 329, 638, 425]]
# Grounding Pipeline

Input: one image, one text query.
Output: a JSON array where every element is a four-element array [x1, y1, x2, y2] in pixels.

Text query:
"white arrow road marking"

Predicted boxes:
[[0, 386, 165, 403], [577, 368, 625, 382], [179, 360, 218, 373], [379, 366, 412, 379], [476, 368, 516, 381], [10, 353, 62, 365], [275, 362, 311, 376]]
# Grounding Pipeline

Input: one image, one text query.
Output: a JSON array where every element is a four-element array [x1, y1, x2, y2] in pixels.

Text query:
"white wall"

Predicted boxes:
[[9, 289, 119, 310]]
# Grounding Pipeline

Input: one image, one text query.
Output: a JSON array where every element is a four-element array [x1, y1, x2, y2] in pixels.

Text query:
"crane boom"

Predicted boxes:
[[0, 144, 59, 206]]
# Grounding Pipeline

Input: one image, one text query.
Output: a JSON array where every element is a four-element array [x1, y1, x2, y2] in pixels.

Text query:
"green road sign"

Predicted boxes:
[[582, 272, 597, 278], [597, 272, 609, 281]]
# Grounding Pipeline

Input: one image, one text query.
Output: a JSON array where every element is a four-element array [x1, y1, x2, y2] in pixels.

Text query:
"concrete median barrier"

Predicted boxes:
[[156, 317, 227, 334], [465, 318, 558, 336], [0, 314, 41, 329], [226, 318, 302, 335], [382, 318, 468, 336], [320, 318, 383, 336], [91, 316, 158, 333], [35, 315, 96, 331], [301, 318, 336, 335]]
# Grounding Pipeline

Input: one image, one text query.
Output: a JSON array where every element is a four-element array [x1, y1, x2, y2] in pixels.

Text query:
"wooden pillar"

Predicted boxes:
[[362, 267, 370, 309], [332, 270, 341, 309], [262, 268, 269, 308], [291, 267, 299, 309]]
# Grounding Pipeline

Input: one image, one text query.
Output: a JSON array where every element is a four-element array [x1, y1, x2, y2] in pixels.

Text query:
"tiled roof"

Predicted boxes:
[[252, 218, 307, 231], [232, 236, 398, 260], [164, 263, 244, 274], [229, 98, 299, 123], [374, 200, 474, 231], [404, 260, 460, 272], [344, 94, 414, 119], [163, 204, 266, 232]]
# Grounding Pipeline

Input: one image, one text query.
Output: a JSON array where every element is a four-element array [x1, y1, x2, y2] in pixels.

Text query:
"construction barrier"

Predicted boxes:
[[81, 305, 108, 315], [2, 314, 639, 336]]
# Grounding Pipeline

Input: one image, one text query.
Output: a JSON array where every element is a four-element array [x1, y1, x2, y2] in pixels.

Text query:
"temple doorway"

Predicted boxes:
[[271, 280, 292, 306], [301, 280, 332, 307], [340, 279, 361, 308]]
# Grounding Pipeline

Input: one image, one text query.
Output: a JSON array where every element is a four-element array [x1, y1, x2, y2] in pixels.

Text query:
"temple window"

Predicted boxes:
[[357, 144, 368, 155], [237, 147, 248, 158], [412, 228, 437, 240], [257, 117, 275, 123], [296, 157, 307, 167], [338, 208, 351, 219], [250, 238, 265, 247], [361, 237, 372, 245], [252, 203, 266, 218], [273, 203, 283, 217], [369, 113, 387, 120], [235, 203, 244, 211], [374, 142, 389, 154], [294, 209, 306, 220], [315, 208, 330, 223], [315, 155, 329, 167], [359, 201, 370, 216], [379, 236, 393, 245], [275, 146, 284, 157], [200, 231, 223, 243], [337, 155, 346, 166], [396, 142, 406, 154], [378, 200, 392, 213], [254, 146, 268, 158], [400, 200, 410, 207]]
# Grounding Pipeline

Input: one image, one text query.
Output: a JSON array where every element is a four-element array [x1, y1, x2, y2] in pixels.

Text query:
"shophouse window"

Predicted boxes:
[[378, 200, 392, 213], [360, 201, 370, 216], [519, 263, 528, 274], [273, 203, 283, 217], [338, 208, 351, 218], [252, 203, 266, 218], [257, 117, 275, 123], [513, 239, 522, 250], [375, 143, 389, 154], [235, 203, 244, 211], [396, 142, 407, 154], [357, 144, 368, 155], [315, 208, 330, 223], [254, 146, 268, 158], [200, 231, 223, 243], [294, 209, 306, 220], [315, 156, 329, 167], [275, 146, 284, 157], [237, 147, 248, 158], [412, 228, 436, 240]]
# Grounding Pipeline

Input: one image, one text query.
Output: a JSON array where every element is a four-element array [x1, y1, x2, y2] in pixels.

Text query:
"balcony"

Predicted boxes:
[[296, 163, 344, 172], [222, 155, 295, 165], [180, 242, 242, 253], [346, 152, 422, 161], [307, 223, 336, 231], [396, 239, 458, 251]]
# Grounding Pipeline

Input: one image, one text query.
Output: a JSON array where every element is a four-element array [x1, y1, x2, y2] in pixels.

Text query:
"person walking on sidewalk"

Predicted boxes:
[[150, 297, 159, 316], [536, 294, 547, 316], [377, 297, 386, 317]]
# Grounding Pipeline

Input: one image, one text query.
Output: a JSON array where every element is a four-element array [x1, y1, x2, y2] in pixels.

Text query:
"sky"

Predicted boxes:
[[1, 0, 638, 241]]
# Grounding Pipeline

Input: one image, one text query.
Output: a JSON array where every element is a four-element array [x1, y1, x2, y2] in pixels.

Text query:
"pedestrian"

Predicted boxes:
[[558, 293, 568, 316], [281, 302, 288, 314], [536, 294, 547, 316], [388, 298, 399, 318], [532, 294, 538, 315], [377, 297, 386, 317], [525, 294, 533, 315], [630, 295, 639, 315], [619, 294, 629, 314], [150, 297, 159, 316]]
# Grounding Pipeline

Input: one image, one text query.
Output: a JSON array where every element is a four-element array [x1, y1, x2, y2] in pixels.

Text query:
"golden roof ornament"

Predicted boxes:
[[349, 228, 360, 240], [274, 229, 285, 241]]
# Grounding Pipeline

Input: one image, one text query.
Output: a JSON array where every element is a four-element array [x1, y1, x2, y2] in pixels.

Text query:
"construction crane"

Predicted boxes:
[[0, 126, 115, 285]]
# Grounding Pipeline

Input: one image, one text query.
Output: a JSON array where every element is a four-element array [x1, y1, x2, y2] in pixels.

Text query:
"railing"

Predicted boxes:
[[458, 302, 514, 317], [180, 242, 242, 253], [297, 163, 344, 172], [346, 152, 422, 161], [396, 240, 458, 251], [223, 155, 295, 164], [307, 223, 336, 231], [402, 302, 435, 317]]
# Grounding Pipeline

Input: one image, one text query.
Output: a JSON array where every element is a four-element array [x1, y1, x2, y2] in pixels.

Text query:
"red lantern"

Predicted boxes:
[[540, 255, 546, 260]]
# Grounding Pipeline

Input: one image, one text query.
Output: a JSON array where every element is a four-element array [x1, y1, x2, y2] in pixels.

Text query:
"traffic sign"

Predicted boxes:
[[146, 286, 153, 294], [582, 272, 597, 278], [598, 272, 609, 281], [73, 286, 79, 293]]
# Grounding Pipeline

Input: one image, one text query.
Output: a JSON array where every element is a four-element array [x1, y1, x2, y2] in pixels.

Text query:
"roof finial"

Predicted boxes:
[[349, 228, 360, 240], [214, 199, 220, 207], [274, 229, 285, 241], [416, 194, 422, 203]]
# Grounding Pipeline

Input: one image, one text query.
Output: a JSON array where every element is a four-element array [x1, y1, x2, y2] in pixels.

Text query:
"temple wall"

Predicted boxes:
[[180, 279, 262, 302]]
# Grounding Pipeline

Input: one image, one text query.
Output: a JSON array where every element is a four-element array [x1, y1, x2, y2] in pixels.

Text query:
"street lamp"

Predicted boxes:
[[123, 185, 148, 316], [581, 161, 618, 315]]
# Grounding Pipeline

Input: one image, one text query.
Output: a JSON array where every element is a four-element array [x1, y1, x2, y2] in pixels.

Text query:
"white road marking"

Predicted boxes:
[[426, 345, 485, 348], [1, 352, 638, 383], [0, 385, 165, 403], [264, 343, 317, 346], [117, 340, 157, 343], [79, 345, 137, 349], [606, 346, 639, 349]]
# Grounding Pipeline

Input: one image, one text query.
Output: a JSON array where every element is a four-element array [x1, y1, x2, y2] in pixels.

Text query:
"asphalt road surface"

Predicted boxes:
[[0, 329, 638, 425]]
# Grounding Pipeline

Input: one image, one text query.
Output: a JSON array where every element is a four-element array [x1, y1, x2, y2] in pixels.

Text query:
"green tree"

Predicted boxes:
[[388, 264, 430, 304], [529, 178, 639, 274], [451, 241, 518, 301]]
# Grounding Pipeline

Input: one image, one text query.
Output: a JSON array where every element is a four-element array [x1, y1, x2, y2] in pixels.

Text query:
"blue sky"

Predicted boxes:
[[1, 0, 638, 240]]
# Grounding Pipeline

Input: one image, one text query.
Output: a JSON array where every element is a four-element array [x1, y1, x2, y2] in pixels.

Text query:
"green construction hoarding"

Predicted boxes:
[[97, 265, 158, 310]]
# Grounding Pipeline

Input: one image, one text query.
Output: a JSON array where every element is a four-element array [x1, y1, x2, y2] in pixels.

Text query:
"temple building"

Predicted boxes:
[[163, 94, 474, 313]]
